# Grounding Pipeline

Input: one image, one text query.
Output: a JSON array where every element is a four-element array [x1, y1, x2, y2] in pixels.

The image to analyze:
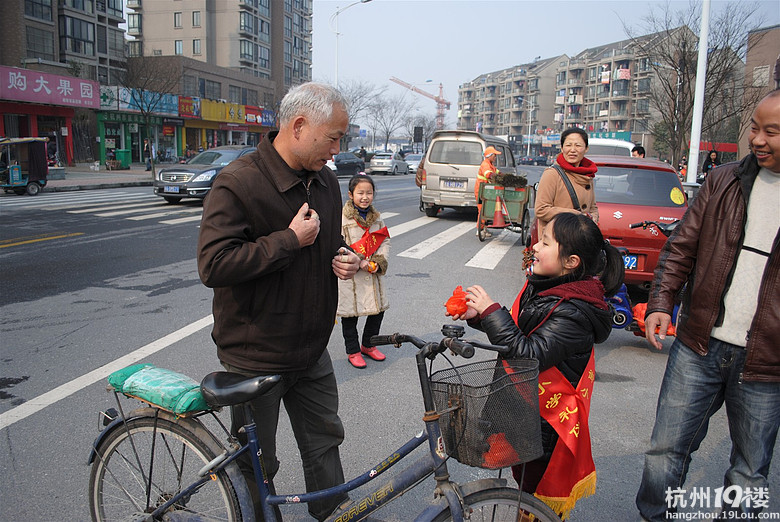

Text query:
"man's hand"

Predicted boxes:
[[645, 311, 672, 350], [332, 247, 360, 280], [289, 203, 320, 247]]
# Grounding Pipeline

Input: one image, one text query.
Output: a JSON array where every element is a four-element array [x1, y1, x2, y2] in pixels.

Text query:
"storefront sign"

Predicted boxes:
[[178, 97, 201, 119], [261, 109, 275, 127], [98, 85, 178, 115], [162, 125, 175, 136], [163, 117, 184, 126], [0, 65, 99, 108]]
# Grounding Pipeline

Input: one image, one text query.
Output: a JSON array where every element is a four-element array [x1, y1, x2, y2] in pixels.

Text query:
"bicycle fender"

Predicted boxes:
[[413, 478, 508, 521], [87, 406, 158, 465]]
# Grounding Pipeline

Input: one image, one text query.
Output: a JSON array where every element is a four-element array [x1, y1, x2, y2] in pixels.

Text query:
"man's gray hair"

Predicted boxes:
[[278, 82, 348, 127]]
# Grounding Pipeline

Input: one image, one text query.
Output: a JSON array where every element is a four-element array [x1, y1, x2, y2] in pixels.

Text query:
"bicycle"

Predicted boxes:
[[88, 325, 561, 521]]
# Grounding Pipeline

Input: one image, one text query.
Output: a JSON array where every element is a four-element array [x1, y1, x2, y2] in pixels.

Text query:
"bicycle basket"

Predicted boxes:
[[430, 358, 542, 469]]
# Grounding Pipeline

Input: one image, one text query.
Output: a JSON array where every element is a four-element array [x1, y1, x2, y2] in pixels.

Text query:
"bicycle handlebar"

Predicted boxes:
[[370, 328, 512, 359], [629, 220, 680, 237]]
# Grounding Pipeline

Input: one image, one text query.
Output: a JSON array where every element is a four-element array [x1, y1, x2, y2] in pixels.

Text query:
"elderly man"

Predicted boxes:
[[636, 89, 780, 521], [198, 82, 360, 521]]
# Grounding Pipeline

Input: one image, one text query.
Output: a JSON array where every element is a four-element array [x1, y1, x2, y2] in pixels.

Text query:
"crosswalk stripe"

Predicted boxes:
[[68, 201, 164, 213], [465, 229, 525, 269], [380, 212, 399, 219], [127, 208, 202, 221], [397, 222, 475, 259], [95, 205, 176, 217], [387, 216, 435, 238], [160, 214, 203, 225]]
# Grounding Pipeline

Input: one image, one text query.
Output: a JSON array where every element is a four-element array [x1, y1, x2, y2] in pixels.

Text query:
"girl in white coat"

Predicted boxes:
[[337, 174, 390, 369]]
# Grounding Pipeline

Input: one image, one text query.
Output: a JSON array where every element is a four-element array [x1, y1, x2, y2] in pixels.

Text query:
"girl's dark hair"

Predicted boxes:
[[550, 212, 625, 297], [560, 128, 589, 148], [348, 173, 375, 193]]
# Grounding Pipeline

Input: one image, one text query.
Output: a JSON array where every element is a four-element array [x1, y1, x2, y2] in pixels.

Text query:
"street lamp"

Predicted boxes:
[[526, 101, 535, 156], [329, 0, 372, 88]]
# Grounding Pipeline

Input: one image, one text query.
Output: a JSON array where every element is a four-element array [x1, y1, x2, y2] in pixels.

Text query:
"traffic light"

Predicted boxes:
[[414, 126, 423, 143]]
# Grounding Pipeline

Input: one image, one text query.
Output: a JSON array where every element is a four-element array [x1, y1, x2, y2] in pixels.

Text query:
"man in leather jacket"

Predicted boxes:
[[636, 90, 780, 521]]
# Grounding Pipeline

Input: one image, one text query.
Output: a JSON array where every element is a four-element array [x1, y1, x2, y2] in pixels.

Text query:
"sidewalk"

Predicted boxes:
[[42, 162, 155, 192]]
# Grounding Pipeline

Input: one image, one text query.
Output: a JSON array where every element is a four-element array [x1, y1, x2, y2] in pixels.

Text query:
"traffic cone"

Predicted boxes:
[[489, 195, 508, 228]]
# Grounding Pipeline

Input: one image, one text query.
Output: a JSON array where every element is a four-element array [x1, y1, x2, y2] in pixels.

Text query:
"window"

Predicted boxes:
[[284, 41, 292, 63], [183, 75, 197, 96], [127, 13, 141, 33], [59, 16, 95, 55], [284, 16, 292, 38], [174, 12, 182, 28], [285, 65, 292, 85], [637, 78, 651, 93], [229, 85, 241, 103], [128, 40, 142, 57], [258, 45, 270, 69], [25, 0, 52, 21], [258, 19, 270, 43], [175, 40, 183, 55], [193, 39, 201, 55], [64, 0, 94, 14], [97, 25, 107, 54], [192, 11, 201, 27], [26, 26, 55, 61], [240, 12, 254, 33], [258, 0, 270, 17], [240, 39, 256, 60], [106, 0, 122, 18]]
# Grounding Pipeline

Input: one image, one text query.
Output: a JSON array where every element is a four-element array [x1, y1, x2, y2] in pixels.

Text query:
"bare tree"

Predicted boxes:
[[118, 55, 185, 174], [402, 113, 437, 152], [369, 94, 418, 151], [624, 1, 766, 167], [339, 79, 386, 126]]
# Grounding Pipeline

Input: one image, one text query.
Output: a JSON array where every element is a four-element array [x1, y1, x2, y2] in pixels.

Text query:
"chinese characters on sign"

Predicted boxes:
[[1, 65, 99, 108]]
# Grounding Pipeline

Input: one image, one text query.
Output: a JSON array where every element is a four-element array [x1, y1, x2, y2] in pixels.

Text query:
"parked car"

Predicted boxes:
[[153, 145, 255, 203], [519, 155, 548, 166], [527, 155, 688, 291], [418, 130, 516, 217], [333, 152, 365, 176], [404, 153, 424, 174], [585, 138, 635, 156], [366, 151, 409, 175]]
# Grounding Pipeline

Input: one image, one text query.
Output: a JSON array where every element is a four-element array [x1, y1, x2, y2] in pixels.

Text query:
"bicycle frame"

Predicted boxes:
[[141, 339, 486, 522]]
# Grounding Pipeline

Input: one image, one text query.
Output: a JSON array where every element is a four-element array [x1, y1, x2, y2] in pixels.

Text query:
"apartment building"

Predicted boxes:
[[457, 28, 709, 158], [458, 56, 564, 155], [738, 24, 780, 156], [126, 0, 313, 106]]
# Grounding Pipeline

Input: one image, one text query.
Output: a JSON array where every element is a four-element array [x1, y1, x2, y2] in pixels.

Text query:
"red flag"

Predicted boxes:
[[349, 226, 389, 258]]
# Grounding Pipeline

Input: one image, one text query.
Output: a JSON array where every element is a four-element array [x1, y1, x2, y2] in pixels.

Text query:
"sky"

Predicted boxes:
[[311, 0, 780, 126]]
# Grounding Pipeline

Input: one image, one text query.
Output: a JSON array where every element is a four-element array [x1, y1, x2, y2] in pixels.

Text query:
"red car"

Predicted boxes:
[[528, 156, 688, 291]]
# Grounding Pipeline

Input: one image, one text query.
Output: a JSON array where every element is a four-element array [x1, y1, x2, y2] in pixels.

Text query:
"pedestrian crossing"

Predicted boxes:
[[3, 190, 527, 269]]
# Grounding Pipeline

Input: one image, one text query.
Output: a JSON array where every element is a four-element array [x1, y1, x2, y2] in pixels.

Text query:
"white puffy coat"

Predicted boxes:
[[337, 202, 390, 318]]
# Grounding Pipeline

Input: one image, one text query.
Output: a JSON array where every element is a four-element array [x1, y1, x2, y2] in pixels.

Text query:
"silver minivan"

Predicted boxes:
[[418, 131, 516, 217]]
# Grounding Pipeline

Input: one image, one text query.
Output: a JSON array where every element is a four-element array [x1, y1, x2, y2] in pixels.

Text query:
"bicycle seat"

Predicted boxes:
[[200, 372, 281, 408]]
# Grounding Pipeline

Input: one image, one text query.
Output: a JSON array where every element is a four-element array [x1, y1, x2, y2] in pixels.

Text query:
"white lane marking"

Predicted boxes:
[[397, 222, 474, 259], [387, 216, 436, 238], [127, 207, 203, 221], [466, 229, 525, 269], [160, 214, 204, 225], [96, 205, 174, 217], [379, 212, 399, 219], [0, 315, 214, 430], [68, 201, 164, 213]]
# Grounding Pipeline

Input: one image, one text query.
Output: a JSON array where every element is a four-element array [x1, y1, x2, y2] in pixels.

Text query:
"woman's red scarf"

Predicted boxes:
[[556, 153, 598, 178]]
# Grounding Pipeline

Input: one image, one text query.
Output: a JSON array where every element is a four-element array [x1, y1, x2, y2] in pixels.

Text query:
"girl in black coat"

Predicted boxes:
[[448, 212, 624, 517]]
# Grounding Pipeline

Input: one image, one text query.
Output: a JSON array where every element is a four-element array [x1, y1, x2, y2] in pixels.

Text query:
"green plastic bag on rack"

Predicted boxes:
[[107, 364, 210, 415]]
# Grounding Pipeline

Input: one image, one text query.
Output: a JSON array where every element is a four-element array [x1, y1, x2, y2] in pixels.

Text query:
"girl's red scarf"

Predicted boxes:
[[506, 280, 597, 519], [556, 153, 598, 177]]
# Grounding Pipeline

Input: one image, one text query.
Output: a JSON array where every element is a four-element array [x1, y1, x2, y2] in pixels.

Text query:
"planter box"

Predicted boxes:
[[48, 166, 66, 180]]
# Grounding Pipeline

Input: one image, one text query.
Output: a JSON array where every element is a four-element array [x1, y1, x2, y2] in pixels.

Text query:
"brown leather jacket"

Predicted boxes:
[[647, 154, 780, 382]]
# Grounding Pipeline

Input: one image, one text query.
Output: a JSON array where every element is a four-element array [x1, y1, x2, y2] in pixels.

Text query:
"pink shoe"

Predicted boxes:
[[348, 353, 367, 368], [360, 345, 386, 361]]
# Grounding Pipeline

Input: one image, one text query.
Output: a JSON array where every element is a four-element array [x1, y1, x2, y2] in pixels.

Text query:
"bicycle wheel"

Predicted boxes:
[[432, 487, 560, 522], [89, 415, 245, 522]]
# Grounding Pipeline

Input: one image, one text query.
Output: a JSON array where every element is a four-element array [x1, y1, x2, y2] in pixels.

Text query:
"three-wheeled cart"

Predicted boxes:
[[476, 183, 531, 242], [0, 137, 49, 195]]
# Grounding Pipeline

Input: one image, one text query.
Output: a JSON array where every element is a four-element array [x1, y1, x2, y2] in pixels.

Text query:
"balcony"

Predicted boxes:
[[127, 0, 141, 8]]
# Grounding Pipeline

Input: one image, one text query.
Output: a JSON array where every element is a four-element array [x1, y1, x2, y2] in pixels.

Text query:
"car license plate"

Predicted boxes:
[[441, 179, 466, 190], [164, 186, 180, 193], [623, 254, 638, 270]]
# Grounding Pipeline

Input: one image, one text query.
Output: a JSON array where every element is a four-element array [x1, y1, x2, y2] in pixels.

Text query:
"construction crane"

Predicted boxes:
[[389, 76, 451, 130]]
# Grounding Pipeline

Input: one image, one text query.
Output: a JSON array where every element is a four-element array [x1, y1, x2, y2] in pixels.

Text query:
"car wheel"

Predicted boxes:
[[26, 182, 41, 196], [392, 166, 398, 176], [424, 205, 439, 218]]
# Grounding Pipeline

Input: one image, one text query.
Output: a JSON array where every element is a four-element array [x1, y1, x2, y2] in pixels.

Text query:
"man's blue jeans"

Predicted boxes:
[[636, 337, 780, 521]]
